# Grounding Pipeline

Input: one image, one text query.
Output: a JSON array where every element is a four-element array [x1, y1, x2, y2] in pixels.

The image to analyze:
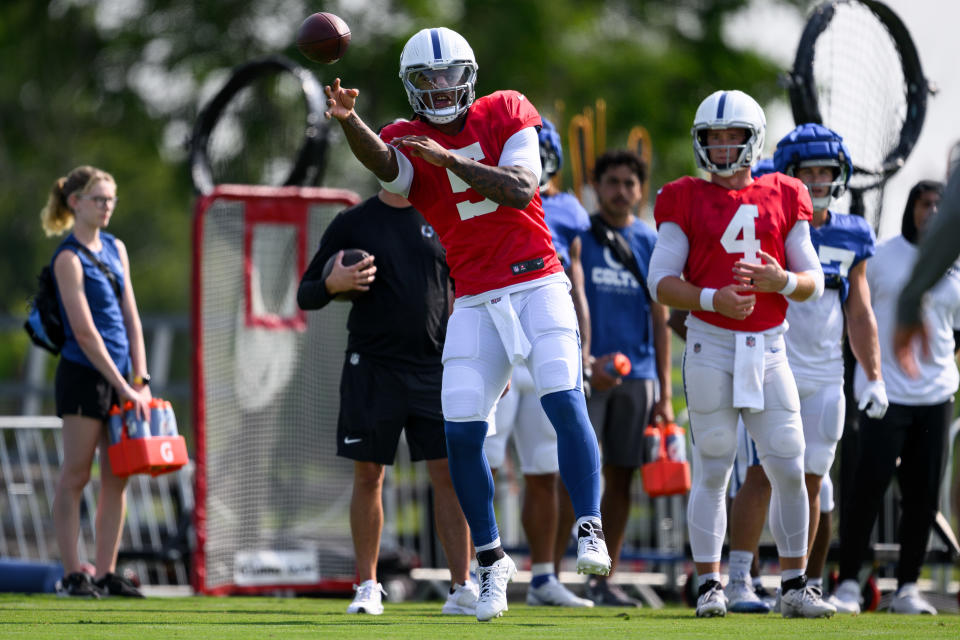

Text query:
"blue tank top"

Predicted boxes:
[[578, 216, 658, 380], [53, 232, 130, 374], [542, 192, 590, 267], [811, 211, 876, 303]]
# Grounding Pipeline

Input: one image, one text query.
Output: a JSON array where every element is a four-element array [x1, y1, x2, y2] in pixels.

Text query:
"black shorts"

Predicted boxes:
[[55, 357, 120, 422], [587, 377, 656, 468], [336, 353, 447, 465]]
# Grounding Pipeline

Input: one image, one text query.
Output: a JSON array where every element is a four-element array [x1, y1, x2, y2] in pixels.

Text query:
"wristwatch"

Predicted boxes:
[[133, 373, 152, 385]]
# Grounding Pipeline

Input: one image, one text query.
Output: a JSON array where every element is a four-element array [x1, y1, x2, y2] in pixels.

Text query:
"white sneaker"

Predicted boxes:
[[346, 580, 386, 615], [827, 579, 861, 615], [576, 520, 611, 576], [475, 554, 517, 621], [442, 581, 479, 615], [889, 583, 937, 615], [780, 584, 836, 618], [526, 576, 595, 607], [725, 578, 770, 613], [696, 580, 727, 618]]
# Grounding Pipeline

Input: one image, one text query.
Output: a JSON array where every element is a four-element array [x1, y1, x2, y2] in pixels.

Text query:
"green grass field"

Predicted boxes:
[[2, 595, 958, 640]]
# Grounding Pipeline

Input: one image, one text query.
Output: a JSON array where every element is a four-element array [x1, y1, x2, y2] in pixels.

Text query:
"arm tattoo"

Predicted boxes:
[[338, 112, 398, 181], [447, 156, 537, 209]]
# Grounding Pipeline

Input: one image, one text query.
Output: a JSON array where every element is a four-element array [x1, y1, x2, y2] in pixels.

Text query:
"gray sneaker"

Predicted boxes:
[[585, 578, 641, 607]]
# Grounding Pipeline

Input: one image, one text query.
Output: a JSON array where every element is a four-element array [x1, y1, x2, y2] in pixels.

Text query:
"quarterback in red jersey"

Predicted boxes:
[[324, 27, 609, 622], [647, 90, 831, 619]]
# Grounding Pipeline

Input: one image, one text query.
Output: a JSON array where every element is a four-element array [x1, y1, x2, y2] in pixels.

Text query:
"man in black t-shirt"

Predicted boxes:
[[298, 189, 475, 616]]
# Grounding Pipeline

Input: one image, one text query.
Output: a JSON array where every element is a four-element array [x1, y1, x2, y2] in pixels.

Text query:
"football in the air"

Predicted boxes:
[[296, 12, 351, 64], [321, 248, 371, 302]]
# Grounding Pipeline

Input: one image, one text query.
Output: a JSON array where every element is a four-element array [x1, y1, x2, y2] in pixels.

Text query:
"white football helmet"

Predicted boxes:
[[691, 90, 766, 177], [399, 28, 478, 124]]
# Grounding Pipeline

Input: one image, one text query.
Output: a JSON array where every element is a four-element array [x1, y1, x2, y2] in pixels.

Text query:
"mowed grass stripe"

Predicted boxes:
[[0, 595, 957, 639]]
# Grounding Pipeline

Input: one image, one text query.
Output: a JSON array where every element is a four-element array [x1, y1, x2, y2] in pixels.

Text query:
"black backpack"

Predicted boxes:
[[24, 241, 122, 355]]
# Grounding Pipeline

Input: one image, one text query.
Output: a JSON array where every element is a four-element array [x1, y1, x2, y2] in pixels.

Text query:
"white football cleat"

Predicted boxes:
[[475, 554, 517, 621], [576, 520, 611, 576], [696, 580, 727, 617], [889, 583, 937, 615], [442, 580, 479, 615], [827, 579, 861, 615], [526, 576, 594, 607], [780, 584, 836, 618], [725, 578, 770, 613], [346, 580, 386, 615]]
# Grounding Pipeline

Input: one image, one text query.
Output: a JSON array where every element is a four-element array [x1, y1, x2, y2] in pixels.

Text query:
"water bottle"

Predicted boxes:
[[107, 405, 124, 444], [604, 353, 632, 378], [123, 401, 150, 439], [163, 400, 178, 436], [643, 423, 662, 464], [665, 422, 687, 463], [149, 399, 164, 437]]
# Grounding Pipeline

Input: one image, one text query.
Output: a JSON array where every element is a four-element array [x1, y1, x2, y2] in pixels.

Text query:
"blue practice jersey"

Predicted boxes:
[[785, 211, 875, 384], [542, 192, 590, 267], [578, 216, 658, 380], [812, 211, 876, 304]]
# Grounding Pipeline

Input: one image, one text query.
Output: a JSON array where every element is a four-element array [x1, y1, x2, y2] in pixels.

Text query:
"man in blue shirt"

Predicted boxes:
[[569, 150, 672, 606]]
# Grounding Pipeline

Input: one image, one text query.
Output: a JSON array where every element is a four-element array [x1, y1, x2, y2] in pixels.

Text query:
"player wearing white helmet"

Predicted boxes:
[[647, 90, 833, 619], [724, 123, 886, 615], [324, 28, 610, 622]]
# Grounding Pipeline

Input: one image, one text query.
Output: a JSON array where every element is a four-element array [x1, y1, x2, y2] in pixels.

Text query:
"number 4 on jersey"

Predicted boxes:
[[721, 204, 760, 263]]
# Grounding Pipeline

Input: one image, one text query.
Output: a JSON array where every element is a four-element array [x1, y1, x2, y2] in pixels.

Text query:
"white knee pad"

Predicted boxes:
[[820, 473, 834, 512], [513, 392, 559, 474], [442, 365, 489, 422], [798, 381, 845, 476]]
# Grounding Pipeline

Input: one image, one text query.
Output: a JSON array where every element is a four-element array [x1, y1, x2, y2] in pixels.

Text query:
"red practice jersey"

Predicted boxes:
[[654, 173, 813, 332], [380, 91, 562, 296]]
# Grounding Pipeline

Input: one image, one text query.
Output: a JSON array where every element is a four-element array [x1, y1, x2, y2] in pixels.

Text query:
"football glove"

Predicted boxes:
[[858, 379, 889, 419]]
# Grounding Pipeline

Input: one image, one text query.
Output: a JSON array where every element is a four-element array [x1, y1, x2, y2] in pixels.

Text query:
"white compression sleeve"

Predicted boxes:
[[647, 222, 689, 303], [784, 221, 824, 301], [498, 127, 541, 182], [378, 147, 413, 197]]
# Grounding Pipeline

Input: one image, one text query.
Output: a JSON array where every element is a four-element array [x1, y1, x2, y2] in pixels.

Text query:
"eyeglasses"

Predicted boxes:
[[81, 195, 118, 207]]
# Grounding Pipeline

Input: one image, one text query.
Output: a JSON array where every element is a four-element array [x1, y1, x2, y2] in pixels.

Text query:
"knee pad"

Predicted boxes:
[[442, 365, 488, 422], [764, 420, 805, 459], [820, 473, 835, 512], [804, 439, 837, 477]]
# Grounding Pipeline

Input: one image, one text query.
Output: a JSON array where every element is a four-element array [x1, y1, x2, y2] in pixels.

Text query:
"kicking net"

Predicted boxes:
[[192, 185, 360, 594]]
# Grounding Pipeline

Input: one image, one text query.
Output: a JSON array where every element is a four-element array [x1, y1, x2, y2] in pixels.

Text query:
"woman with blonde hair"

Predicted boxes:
[[43, 165, 152, 597]]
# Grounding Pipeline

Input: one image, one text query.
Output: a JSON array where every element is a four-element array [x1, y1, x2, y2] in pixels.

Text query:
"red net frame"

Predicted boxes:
[[191, 185, 361, 595]]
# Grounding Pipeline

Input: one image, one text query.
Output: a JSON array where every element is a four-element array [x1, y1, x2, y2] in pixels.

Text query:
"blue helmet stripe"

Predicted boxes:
[[716, 91, 727, 119], [430, 28, 442, 59]]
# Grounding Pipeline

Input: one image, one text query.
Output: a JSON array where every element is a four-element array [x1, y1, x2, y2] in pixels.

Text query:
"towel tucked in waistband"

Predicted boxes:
[[733, 332, 764, 412], [485, 294, 531, 365]]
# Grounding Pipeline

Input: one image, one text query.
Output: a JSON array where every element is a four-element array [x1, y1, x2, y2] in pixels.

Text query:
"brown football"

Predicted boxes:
[[296, 12, 351, 64], [320, 248, 371, 302]]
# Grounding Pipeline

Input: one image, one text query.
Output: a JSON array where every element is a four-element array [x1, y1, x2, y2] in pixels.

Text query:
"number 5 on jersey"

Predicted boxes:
[[721, 204, 760, 263], [446, 142, 498, 220]]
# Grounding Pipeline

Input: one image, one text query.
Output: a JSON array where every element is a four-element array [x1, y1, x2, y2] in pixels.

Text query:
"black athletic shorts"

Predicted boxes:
[[336, 352, 447, 464], [587, 377, 656, 468], [55, 357, 121, 422]]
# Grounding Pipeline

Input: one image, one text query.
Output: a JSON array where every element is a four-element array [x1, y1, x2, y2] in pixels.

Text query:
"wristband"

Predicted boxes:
[[778, 271, 798, 296], [134, 373, 151, 385], [700, 287, 717, 312]]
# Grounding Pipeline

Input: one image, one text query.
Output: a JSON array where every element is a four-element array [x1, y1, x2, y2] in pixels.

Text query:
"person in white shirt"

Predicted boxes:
[[833, 180, 960, 615]]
